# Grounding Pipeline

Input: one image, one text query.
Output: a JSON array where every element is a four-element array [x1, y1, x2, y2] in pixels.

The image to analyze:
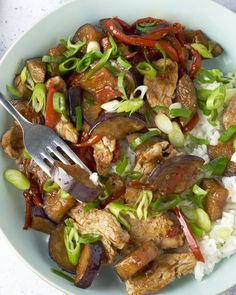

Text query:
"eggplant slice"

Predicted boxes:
[[49, 224, 76, 273], [148, 155, 204, 194], [75, 241, 104, 289], [31, 207, 56, 234], [89, 112, 146, 139]]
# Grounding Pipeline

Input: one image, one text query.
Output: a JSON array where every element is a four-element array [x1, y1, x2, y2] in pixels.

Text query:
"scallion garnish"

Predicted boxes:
[[136, 61, 157, 76], [155, 43, 167, 70], [218, 125, 236, 143], [53, 92, 67, 114], [43, 179, 59, 193], [180, 206, 198, 223], [83, 200, 100, 212], [6, 85, 22, 98], [188, 222, 204, 238], [59, 57, 78, 74], [117, 56, 132, 70], [136, 190, 153, 220], [31, 83, 46, 113], [108, 34, 118, 56], [75, 106, 83, 131], [130, 129, 161, 151], [169, 108, 192, 119], [116, 155, 128, 176], [195, 69, 216, 84], [76, 54, 92, 73], [59, 189, 71, 199], [116, 98, 144, 115], [108, 202, 136, 230], [20, 66, 27, 83], [51, 268, 74, 283], [42, 55, 66, 64], [117, 72, 128, 100], [191, 43, 213, 59], [206, 85, 226, 110], [168, 122, 185, 148], [192, 184, 208, 197], [125, 170, 143, 180], [203, 156, 229, 176], [188, 134, 210, 145], [152, 194, 181, 212], [136, 21, 156, 33], [196, 208, 211, 232], [63, 37, 85, 58], [4, 169, 30, 190]]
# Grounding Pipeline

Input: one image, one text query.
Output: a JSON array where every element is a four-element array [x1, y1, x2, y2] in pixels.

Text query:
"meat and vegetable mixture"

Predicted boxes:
[[1, 16, 236, 295]]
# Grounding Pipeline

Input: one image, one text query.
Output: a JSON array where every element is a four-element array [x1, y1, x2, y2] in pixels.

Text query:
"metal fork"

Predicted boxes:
[[0, 92, 92, 176]]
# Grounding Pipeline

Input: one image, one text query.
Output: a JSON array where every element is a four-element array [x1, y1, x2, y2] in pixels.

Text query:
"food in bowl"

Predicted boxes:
[[1, 16, 236, 294]]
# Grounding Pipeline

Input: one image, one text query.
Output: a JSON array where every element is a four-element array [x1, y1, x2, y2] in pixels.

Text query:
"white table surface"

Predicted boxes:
[[0, 1, 236, 294]]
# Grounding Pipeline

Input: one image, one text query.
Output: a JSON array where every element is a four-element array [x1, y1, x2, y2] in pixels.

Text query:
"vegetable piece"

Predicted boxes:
[[50, 162, 102, 202], [125, 171, 143, 180], [168, 122, 185, 147], [188, 222, 204, 238], [53, 92, 67, 114], [136, 190, 153, 220], [6, 84, 22, 98], [31, 207, 56, 234], [188, 134, 210, 145], [191, 44, 213, 58], [26, 58, 46, 83], [64, 221, 81, 265], [117, 72, 128, 99], [83, 92, 102, 124], [136, 62, 157, 76], [203, 156, 229, 176], [49, 224, 76, 273], [42, 55, 65, 63], [116, 155, 128, 176], [89, 112, 146, 140], [169, 108, 192, 119], [117, 56, 132, 70], [75, 241, 104, 289], [45, 84, 61, 129], [51, 268, 74, 283], [68, 87, 82, 125], [130, 129, 161, 150], [172, 208, 204, 262], [148, 155, 204, 194], [4, 169, 30, 190], [87, 41, 101, 53], [115, 241, 159, 281], [154, 113, 173, 134], [152, 194, 181, 212], [62, 36, 85, 58], [184, 44, 201, 78], [182, 112, 200, 132], [108, 202, 136, 230], [116, 98, 144, 115], [218, 125, 236, 143], [43, 179, 59, 192], [75, 106, 83, 131], [196, 208, 211, 232], [31, 83, 46, 113], [206, 85, 226, 111], [180, 206, 197, 223], [59, 57, 78, 74]]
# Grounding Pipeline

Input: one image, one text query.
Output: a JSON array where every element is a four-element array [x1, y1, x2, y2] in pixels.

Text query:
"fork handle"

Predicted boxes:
[[0, 92, 30, 128]]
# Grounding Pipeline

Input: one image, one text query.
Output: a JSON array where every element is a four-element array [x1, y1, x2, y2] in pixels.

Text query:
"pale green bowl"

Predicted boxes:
[[0, 0, 236, 294]]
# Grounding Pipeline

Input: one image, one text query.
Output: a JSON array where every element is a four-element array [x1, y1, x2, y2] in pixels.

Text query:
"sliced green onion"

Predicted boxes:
[[117, 72, 128, 100], [130, 129, 161, 151], [152, 194, 181, 212], [76, 55, 92, 73], [78, 233, 101, 244], [116, 155, 128, 176], [125, 171, 143, 180], [22, 148, 31, 159], [42, 55, 66, 63], [117, 56, 132, 70], [155, 43, 167, 70], [180, 206, 198, 223], [83, 200, 100, 212], [108, 34, 118, 56], [197, 88, 214, 102], [215, 227, 233, 241], [196, 208, 211, 232], [203, 156, 229, 176], [233, 138, 236, 152], [59, 57, 78, 74], [188, 134, 210, 145], [116, 98, 144, 115], [191, 43, 213, 59], [188, 194, 206, 209], [104, 61, 120, 77], [43, 179, 59, 193], [218, 125, 236, 143], [208, 41, 216, 53], [4, 169, 30, 190], [53, 92, 67, 114], [64, 223, 81, 265], [85, 48, 113, 79], [51, 268, 74, 283], [87, 41, 101, 53], [136, 62, 157, 76], [108, 202, 136, 230], [152, 105, 169, 112], [136, 190, 153, 220], [75, 106, 83, 131], [188, 222, 204, 238], [59, 189, 71, 199], [206, 85, 226, 110], [98, 189, 109, 201], [208, 109, 218, 126], [192, 184, 208, 197], [169, 108, 192, 119], [64, 38, 85, 58], [155, 113, 173, 134], [136, 22, 156, 33], [6, 85, 22, 98], [168, 122, 185, 148], [195, 69, 216, 84], [20, 66, 27, 83], [31, 83, 46, 113]]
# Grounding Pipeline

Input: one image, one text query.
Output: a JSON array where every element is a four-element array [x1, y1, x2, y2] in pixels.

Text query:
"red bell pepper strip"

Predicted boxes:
[[74, 135, 102, 147], [182, 112, 200, 133], [169, 36, 187, 70], [185, 44, 202, 78], [23, 199, 32, 230], [172, 207, 205, 262], [131, 17, 170, 30], [45, 83, 61, 129], [113, 17, 132, 33], [104, 19, 179, 62]]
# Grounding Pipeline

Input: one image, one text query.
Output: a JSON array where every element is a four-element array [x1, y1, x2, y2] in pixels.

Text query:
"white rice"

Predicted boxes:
[[191, 75, 236, 281]]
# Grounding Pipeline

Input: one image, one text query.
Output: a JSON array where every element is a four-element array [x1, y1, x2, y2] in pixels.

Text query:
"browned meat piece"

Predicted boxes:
[[181, 30, 222, 57], [72, 24, 103, 53], [93, 136, 116, 176], [125, 253, 196, 295], [79, 67, 120, 103], [222, 97, 236, 129], [82, 91, 102, 124], [175, 74, 197, 126], [26, 58, 46, 83], [47, 44, 66, 76], [105, 174, 126, 199], [69, 204, 130, 263], [144, 58, 178, 108], [1, 122, 24, 162], [24, 159, 48, 187], [55, 120, 78, 143], [14, 75, 32, 99], [208, 140, 236, 176], [126, 211, 184, 250], [115, 241, 159, 281], [201, 179, 229, 221], [45, 76, 67, 93], [123, 187, 141, 205], [12, 99, 44, 124], [44, 190, 77, 223]]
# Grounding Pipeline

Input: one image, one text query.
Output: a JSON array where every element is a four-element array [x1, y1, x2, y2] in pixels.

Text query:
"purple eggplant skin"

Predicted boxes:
[[148, 155, 204, 195], [89, 112, 147, 140], [50, 162, 102, 203], [31, 207, 56, 234], [49, 224, 76, 273], [75, 241, 104, 289], [68, 87, 83, 126]]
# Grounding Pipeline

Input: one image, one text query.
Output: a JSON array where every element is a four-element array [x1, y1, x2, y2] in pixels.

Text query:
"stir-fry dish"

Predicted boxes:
[[2, 16, 236, 295]]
